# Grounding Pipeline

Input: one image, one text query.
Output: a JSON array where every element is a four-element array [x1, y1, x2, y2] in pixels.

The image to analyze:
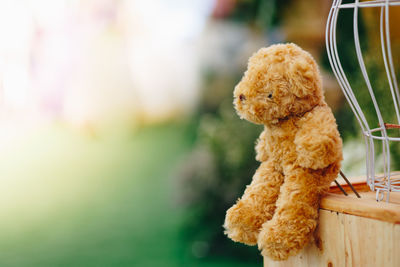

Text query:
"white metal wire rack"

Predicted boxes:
[[326, 0, 400, 202]]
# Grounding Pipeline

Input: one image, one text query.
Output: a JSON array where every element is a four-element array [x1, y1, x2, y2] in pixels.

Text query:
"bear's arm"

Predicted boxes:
[[294, 105, 342, 170], [255, 129, 269, 162]]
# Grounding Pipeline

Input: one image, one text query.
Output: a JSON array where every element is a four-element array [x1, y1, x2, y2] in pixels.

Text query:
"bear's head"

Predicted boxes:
[[233, 43, 324, 124]]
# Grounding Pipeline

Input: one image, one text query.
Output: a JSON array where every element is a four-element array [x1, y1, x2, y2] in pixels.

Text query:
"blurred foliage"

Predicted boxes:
[[227, 0, 292, 29], [177, 99, 261, 260], [0, 123, 192, 267]]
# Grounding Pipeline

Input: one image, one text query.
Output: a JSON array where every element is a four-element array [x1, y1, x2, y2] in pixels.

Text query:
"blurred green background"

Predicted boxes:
[[0, 0, 400, 266]]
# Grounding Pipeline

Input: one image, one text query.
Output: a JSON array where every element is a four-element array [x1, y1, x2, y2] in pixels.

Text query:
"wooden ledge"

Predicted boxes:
[[264, 184, 400, 266], [321, 192, 400, 224]]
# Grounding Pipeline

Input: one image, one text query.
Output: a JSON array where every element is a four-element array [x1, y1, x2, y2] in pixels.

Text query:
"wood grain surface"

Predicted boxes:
[[264, 190, 400, 266]]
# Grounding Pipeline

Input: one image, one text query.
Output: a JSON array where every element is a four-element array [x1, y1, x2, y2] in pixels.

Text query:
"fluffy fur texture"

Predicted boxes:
[[223, 43, 342, 261]]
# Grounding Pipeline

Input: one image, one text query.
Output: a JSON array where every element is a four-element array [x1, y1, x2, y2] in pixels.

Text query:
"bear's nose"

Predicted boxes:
[[239, 94, 246, 102]]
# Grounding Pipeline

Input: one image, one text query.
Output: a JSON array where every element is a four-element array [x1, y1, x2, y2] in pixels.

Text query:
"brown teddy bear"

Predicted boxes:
[[223, 43, 342, 261]]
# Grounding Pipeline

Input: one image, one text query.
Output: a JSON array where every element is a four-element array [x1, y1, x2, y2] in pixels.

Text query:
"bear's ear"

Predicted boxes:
[[288, 56, 321, 98]]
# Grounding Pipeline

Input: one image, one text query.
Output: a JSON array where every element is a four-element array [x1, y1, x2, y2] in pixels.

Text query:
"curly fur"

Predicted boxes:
[[223, 43, 342, 261]]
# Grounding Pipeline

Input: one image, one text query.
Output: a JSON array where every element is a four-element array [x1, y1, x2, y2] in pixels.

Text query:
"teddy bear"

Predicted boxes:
[[223, 43, 342, 261]]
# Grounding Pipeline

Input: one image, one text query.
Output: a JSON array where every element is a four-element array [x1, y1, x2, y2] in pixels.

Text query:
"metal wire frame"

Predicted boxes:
[[326, 0, 400, 202]]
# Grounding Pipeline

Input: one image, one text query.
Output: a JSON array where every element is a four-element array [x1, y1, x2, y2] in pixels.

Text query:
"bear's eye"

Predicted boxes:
[[267, 93, 273, 99]]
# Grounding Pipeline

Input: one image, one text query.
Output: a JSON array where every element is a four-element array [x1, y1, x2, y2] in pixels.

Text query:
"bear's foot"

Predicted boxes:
[[224, 201, 270, 245], [257, 217, 315, 261]]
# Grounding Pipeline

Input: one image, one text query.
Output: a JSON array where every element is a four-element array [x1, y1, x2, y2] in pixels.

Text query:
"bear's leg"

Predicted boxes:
[[257, 167, 322, 260], [224, 160, 284, 245]]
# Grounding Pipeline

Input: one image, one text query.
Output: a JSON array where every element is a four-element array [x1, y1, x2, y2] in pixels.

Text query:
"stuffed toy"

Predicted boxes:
[[223, 43, 342, 261]]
